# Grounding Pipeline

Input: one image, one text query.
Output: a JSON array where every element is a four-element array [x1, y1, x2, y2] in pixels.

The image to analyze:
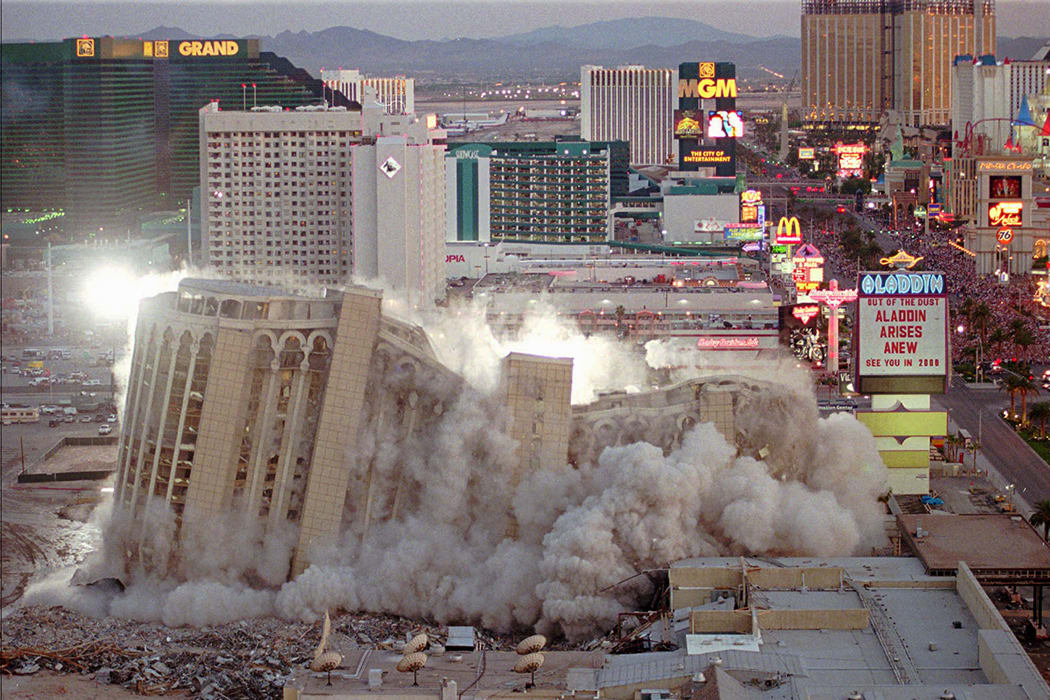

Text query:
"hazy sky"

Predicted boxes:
[[3, 1, 1048, 42]]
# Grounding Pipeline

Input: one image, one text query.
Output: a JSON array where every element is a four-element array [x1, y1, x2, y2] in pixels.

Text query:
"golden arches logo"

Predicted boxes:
[[775, 216, 802, 244]]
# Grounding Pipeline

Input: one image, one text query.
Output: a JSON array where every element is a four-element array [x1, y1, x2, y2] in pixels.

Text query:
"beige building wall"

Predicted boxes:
[[183, 326, 256, 517], [501, 353, 573, 535], [293, 288, 383, 574], [502, 352, 573, 473]]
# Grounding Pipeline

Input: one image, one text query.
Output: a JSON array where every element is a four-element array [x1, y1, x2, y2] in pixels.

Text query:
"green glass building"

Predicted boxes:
[[446, 140, 628, 243], [2, 37, 347, 233]]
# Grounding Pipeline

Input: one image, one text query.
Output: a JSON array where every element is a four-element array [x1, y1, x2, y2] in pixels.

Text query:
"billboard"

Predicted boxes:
[[740, 188, 763, 224], [723, 223, 764, 240], [833, 142, 868, 178], [697, 336, 760, 350], [678, 61, 736, 176], [707, 110, 744, 138], [855, 271, 949, 394], [798, 147, 815, 160], [791, 243, 824, 292], [673, 110, 705, 139], [988, 201, 1023, 228], [989, 175, 1022, 198]]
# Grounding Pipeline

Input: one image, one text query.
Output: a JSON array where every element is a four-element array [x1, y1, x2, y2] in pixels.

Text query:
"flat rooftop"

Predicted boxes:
[[898, 514, 1050, 578]]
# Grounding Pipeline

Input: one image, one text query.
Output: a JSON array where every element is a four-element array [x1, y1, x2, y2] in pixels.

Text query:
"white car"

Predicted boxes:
[[98, 424, 112, 435]]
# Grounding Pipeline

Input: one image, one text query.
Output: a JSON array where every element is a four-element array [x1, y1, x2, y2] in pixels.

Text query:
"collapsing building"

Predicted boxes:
[[113, 278, 786, 580]]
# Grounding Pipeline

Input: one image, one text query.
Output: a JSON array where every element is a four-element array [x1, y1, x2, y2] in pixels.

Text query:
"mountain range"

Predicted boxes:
[[102, 18, 1050, 83]]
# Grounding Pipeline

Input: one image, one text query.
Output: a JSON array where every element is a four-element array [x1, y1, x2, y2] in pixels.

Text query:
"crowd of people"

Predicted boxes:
[[801, 217, 1050, 365]]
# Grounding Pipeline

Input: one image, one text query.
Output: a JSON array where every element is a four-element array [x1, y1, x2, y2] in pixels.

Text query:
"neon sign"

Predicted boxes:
[[988, 201, 1023, 228], [809, 288, 858, 309], [678, 78, 738, 99], [697, 336, 760, 350], [792, 305, 820, 325], [177, 40, 241, 57], [775, 216, 802, 245], [996, 228, 1014, 245]]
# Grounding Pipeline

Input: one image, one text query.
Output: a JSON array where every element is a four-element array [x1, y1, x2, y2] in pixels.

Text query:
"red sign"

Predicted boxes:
[[446, 254, 466, 263], [697, 336, 761, 350], [988, 201, 1023, 228], [996, 228, 1014, 245], [792, 305, 820, 325]]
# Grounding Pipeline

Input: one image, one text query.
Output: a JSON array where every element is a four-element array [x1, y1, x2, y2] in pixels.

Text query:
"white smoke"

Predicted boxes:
[[35, 282, 889, 639]]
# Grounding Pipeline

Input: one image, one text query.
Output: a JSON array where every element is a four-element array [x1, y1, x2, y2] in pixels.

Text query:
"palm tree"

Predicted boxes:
[[988, 326, 1008, 355], [1028, 400, 1050, 439], [1029, 499, 1050, 541], [969, 302, 991, 348], [1016, 375, 1041, 426], [1001, 373, 1024, 418]]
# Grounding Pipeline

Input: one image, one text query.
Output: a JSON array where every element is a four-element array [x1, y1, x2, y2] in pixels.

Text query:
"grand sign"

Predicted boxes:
[[856, 271, 948, 394], [177, 40, 241, 57]]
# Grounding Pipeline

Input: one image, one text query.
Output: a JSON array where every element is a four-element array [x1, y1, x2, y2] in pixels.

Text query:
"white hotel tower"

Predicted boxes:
[[580, 65, 677, 167], [198, 98, 446, 305], [320, 69, 415, 115]]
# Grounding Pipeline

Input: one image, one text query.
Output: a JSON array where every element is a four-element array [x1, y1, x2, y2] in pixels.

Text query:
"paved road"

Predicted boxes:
[[935, 378, 1050, 506]]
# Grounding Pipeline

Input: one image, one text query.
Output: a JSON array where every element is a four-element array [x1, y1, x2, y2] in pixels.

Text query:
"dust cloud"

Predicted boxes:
[[26, 282, 888, 640]]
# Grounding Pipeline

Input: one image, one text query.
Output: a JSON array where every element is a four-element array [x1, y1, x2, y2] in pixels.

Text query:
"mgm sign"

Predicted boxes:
[[677, 62, 737, 176]]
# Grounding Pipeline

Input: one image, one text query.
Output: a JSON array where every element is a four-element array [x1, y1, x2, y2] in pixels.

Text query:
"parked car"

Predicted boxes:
[[98, 424, 112, 435], [106, 414, 118, 423], [79, 415, 93, 423]]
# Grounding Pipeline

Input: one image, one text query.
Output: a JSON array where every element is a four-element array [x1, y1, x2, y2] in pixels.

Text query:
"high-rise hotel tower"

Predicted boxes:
[[580, 65, 677, 166], [802, 0, 995, 127]]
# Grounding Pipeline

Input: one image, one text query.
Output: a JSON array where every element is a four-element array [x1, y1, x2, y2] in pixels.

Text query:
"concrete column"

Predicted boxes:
[[128, 334, 167, 513], [143, 342, 180, 510], [116, 328, 152, 505], [269, 362, 311, 527], [164, 340, 199, 508], [245, 362, 282, 517]]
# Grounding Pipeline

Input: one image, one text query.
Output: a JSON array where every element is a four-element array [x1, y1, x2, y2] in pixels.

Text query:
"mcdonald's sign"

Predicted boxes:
[[775, 216, 802, 244]]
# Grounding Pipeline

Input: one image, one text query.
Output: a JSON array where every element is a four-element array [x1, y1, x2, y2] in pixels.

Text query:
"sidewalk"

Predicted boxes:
[[946, 415, 1033, 518]]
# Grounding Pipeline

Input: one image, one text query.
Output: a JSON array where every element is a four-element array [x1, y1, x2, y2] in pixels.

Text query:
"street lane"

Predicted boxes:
[[935, 378, 1050, 505]]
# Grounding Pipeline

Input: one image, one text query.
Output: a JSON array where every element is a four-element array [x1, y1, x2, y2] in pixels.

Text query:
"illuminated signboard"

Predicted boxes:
[[798, 147, 815, 160], [791, 243, 824, 292], [740, 189, 763, 224], [977, 160, 1033, 172], [678, 61, 736, 176], [996, 228, 1014, 245], [683, 148, 732, 165], [833, 142, 869, 177], [989, 175, 1022, 198], [723, 224, 764, 241], [708, 110, 744, 138], [678, 78, 738, 99], [697, 336, 761, 350], [792, 305, 820, 325], [673, 110, 705, 139], [988, 201, 1023, 228], [809, 287, 858, 309], [740, 189, 762, 205], [775, 216, 802, 245], [856, 271, 948, 394], [76, 38, 95, 57], [177, 40, 241, 57]]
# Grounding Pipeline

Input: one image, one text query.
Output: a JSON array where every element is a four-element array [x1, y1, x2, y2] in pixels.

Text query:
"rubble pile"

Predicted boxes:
[[1, 606, 589, 697]]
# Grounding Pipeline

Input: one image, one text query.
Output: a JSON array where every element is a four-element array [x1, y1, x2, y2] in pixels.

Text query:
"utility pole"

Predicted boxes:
[[46, 242, 54, 336], [186, 203, 193, 268]]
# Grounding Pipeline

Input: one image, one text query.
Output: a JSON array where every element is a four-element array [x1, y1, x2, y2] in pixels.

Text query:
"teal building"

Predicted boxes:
[[446, 140, 628, 243]]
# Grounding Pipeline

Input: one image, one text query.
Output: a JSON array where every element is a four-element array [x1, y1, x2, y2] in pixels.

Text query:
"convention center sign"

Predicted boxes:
[[855, 271, 949, 395]]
